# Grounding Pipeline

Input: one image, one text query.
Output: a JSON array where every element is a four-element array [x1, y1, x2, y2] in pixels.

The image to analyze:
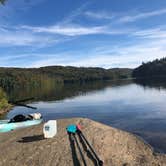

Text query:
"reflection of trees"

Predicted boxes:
[[134, 78, 166, 90], [6, 79, 133, 103]]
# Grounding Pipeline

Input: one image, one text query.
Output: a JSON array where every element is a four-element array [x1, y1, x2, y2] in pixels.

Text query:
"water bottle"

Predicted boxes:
[[43, 120, 57, 138]]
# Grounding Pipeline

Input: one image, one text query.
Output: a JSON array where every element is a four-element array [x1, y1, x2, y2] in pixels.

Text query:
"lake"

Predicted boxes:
[[5, 79, 166, 153]]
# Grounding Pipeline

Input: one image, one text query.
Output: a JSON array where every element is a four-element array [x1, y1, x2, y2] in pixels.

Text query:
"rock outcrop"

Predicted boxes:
[[0, 118, 165, 166]]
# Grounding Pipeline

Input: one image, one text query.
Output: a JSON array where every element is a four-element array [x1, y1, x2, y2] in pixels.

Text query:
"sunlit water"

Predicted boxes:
[[6, 80, 166, 153]]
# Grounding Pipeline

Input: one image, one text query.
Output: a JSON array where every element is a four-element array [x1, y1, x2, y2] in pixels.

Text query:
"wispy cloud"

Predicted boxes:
[[1, 2, 166, 68], [1, 34, 41, 46], [133, 27, 166, 39], [1, 23, 166, 67], [21, 24, 106, 36], [0, 23, 133, 47], [0, 30, 56, 47], [84, 8, 166, 23], [3, 5, 166, 48], [84, 11, 114, 20], [0, 25, 70, 47], [119, 8, 166, 23], [59, 2, 91, 25], [1, 35, 166, 68], [21, 23, 136, 37], [24, 35, 166, 69]]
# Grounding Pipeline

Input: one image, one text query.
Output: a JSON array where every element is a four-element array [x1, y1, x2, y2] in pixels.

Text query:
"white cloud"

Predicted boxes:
[[26, 36, 166, 69], [0, 23, 133, 47], [2, 6, 166, 47], [0, 33, 50, 46], [84, 11, 114, 19], [119, 8, 166, 23], [21, 24, 106, 36], [133, 27, 166, 39], [84, 8, 166, 23], [59, 2, 90, 25], [1, 3, 166, 68], [1, 34, 166, 68], [21, 23, 135, 37], [0, 26, 65, 47]]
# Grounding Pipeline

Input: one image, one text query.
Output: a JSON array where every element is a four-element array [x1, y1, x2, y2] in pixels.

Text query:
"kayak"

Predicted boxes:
[[0, 119, 43, 133]]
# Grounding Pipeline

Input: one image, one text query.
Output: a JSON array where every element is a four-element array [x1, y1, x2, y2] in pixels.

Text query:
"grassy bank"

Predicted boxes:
[[0, 88, 11, 115]]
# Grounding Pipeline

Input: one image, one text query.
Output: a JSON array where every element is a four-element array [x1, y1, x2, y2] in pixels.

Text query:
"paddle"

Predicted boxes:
[[12, 97, 35, 103], [66, 124, 86, 166], [66, 124, 103, 166], [8, 97, 35, 104], [8, 97, 37, 110], [76, 125, 103, 166]]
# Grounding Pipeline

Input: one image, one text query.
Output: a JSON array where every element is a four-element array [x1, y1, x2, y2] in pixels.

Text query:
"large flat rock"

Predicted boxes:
[[0, 118, 166, 166]]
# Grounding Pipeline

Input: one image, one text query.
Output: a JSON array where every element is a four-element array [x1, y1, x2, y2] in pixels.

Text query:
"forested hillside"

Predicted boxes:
[[133, 58, 166, 78], [0, 66, 132, 91]]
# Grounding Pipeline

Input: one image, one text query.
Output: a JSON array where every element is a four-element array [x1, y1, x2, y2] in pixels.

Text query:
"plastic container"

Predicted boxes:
[[43, 120, 57, 138]]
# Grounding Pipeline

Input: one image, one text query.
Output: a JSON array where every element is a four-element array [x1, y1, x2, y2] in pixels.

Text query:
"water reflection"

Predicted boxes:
[[7, 80, 132, 102], [134, 77, 166, 90], [4, 79, 166, 153]]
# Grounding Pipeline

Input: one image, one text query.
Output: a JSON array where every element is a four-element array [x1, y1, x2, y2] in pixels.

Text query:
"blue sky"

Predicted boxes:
[[0, 0, 166, 68]]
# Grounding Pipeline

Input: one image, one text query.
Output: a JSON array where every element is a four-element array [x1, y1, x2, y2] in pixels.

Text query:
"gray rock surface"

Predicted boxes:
[[0, 118, 166, 166]]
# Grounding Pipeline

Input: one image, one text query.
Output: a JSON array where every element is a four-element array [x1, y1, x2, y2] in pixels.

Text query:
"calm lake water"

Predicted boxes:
[[5, 79, 166, 153]]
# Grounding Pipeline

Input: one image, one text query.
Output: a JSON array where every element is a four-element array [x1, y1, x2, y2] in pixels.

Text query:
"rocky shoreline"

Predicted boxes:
[[0, 118, 166, 166]]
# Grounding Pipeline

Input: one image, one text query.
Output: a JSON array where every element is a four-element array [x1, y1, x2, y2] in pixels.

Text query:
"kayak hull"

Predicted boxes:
[[0, 119, 43, 133]]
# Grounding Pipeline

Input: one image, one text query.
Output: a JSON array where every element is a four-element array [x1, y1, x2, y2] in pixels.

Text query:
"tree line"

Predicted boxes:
[[0, 66, 132, 91], [133, 57, 166, 78]]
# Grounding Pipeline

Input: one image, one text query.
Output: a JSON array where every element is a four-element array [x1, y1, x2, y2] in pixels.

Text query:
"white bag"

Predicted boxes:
[[43, 120, 57, 138], [29, 113, 42, 120]]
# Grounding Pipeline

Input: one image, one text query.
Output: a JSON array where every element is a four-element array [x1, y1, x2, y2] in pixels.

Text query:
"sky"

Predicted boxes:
[[0, 0, 166, 68]]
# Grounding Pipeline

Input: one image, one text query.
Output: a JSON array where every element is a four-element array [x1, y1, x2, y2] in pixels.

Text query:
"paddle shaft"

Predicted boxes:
[[73, 133, 87, 166], [77, 130, 103, 166]]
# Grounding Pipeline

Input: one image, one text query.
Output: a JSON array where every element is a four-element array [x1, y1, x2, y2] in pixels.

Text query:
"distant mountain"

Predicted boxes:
[[0, 66, 132, 90], [133, 57, 166, 78]]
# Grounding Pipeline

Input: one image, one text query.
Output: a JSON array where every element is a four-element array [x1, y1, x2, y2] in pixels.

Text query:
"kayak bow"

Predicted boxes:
[[0, 119, 43, 133]]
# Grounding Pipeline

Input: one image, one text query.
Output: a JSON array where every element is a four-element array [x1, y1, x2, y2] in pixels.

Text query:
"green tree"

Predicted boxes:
[[0, 66, 132, 91], [0, 88, 9, 110], [133, 57, 166, 78]]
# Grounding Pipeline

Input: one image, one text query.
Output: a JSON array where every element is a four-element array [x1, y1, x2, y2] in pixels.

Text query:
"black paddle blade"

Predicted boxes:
[[13, 103, 37, 110], [9, 97, 35, 104], [8, 97, 37, 110]]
